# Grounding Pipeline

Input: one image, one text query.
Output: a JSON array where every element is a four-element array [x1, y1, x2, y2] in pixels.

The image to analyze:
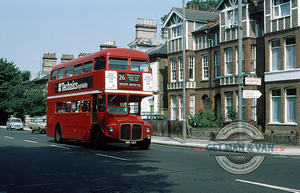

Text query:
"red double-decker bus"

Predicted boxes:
[[46, 48, 153, 149]]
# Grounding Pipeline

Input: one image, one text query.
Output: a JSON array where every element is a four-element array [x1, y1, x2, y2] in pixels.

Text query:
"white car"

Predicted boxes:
[[29, 117, 47, 134], [6, 118, 24, 130]]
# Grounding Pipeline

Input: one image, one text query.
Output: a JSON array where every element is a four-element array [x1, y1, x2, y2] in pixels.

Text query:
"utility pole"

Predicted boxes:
[[238, 0, 243, 121], [182, 0, 187, 143]]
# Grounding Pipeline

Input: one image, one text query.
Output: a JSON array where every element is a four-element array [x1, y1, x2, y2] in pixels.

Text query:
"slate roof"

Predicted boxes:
[[172, 7, 219, 22], [145, 41, 167, 57]]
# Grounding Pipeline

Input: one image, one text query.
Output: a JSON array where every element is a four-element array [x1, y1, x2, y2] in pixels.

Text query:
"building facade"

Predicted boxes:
[[163, 3, 265, 129]]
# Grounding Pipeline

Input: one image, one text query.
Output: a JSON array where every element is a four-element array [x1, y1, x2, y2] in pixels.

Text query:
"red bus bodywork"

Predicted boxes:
[[46, 48, 153, 149]]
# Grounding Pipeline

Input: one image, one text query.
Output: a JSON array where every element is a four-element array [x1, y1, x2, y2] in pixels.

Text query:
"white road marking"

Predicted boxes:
[[51, 144, 70, 149], [96, 153, 128, 161], [4, 136, 14, 139], [235, 179, 300, 193], [24, 140, 37, 144]]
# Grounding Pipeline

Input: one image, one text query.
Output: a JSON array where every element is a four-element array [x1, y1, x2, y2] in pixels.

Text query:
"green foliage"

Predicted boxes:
[[21, 70, 31, 81], [227, 106, 238, 122], [0, 58, 46, 121], [189, 108, 221, 128], [186, 0, 218, 11]]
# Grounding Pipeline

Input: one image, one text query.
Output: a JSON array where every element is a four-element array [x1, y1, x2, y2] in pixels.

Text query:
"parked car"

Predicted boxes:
[[29, 117, 47, 134], [6, 118, 24, 130], [141, 113, 167, 123]]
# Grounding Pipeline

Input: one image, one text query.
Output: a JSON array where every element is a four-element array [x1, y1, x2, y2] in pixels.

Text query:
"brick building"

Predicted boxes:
[[164, 0, 300, 134], [163, 3, 265, 128]]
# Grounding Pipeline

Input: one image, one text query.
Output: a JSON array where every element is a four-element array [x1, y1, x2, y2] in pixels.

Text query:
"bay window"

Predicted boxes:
[[274, 0, 290, 18]]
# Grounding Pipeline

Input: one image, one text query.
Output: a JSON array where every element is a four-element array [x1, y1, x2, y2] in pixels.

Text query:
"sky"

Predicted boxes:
[[0, 0, 182, 75]]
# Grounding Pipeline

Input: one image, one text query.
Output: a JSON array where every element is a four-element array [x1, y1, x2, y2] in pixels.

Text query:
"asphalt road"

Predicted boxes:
[[0, 128, 300, 193]]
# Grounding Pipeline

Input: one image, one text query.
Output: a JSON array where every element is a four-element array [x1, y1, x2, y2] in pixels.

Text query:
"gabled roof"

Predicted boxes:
[[163, 7, 219, 28], [173, 7, 219, 21]]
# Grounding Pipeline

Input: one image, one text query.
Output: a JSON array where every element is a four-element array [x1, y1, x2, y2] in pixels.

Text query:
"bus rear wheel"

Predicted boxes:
[[55, 125, 63, 143], [92, 129, 106, 149], [137, 138, 151, 150]]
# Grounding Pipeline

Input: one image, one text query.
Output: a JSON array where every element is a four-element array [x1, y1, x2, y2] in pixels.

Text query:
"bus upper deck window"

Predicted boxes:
[[94, 57, 106, 71], [74, 64, 82, 75], [83, 61, 93, 73], [65, 66, 73, 77], [58, 68, 65, 79], [131, 60, 149, 72], [51, 70, 57, 80], [109, 58, 128, 70]]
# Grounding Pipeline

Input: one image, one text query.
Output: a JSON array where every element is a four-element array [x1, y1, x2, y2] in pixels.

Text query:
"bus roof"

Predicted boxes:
[[51, 48, 149, 71]]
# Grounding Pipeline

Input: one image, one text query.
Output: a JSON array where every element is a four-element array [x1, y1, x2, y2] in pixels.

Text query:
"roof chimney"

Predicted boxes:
[[61, 54, 74, 63], [42, 52, 57, 72], [135, 18, 157, 39], [99, 40, 117, 50]]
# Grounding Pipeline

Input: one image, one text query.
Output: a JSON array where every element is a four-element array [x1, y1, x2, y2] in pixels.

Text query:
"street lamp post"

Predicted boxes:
[[182, 0, 187, 143]]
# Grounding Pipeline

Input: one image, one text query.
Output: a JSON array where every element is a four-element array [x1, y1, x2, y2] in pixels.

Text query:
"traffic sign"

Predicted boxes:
[[243, 90, 262, 99], [245, 77, 261, 85]]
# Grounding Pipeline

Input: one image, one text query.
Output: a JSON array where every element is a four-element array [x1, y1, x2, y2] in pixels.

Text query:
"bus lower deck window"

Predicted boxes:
[[81, 101, 90, 112], [63, 102, 71, 113], [72, 101, 80, 112], [56, 102, 63, 113]]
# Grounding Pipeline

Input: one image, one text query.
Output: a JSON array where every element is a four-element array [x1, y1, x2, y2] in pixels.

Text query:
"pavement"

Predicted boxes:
[[151, 136, 300, 156], [1, 126, 299, 156]]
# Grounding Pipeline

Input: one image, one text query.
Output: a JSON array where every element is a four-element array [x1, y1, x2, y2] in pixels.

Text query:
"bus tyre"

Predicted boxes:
[[92, 129, 106, 149], [137, 138, 151, 150], [55, 125, 63, 143]]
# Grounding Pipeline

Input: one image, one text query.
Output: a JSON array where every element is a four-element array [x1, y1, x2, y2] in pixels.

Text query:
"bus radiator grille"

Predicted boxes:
[[120, 124, 142, 141]]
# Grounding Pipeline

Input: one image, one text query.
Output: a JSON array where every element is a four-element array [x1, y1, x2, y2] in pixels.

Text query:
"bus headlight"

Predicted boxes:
[[146, 128, 150, 133], [109, 126, 114, 132]]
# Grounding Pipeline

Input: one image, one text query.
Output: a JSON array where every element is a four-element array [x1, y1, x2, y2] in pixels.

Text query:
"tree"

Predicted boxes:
[[186, 0, 218, 11], [21, 70, 31, 82], [0, 58, 23, 122], [0, 58, 46, 122]]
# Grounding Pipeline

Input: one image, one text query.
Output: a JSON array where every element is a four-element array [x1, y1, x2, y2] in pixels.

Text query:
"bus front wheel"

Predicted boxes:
[[137, 138, 151, 150], [55, 125, 63, 143], [92, 129, 106, 149]]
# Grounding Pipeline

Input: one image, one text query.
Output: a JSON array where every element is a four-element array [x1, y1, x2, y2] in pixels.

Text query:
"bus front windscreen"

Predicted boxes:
[[107, 94, 128, 114], [131, 60, 149, 71]]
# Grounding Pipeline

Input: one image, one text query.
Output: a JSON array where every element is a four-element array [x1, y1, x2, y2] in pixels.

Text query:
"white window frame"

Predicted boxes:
[[225, 48, 233, 75], [171, 95, 177, 120], [270, 89, 281, 123], [273, 0, 290, 19], [179, 95, 183, 120], [171, 58, 177, 82], [189, 56, 195, 81], [285, 37, 296, 70], [285, 88, 296, 123], [179, 57, 183, 81], [236, 46, 245, 74], [215, 52, 221, 78], [271, 39, 281, 71], [190, 94, 195, 116], [225, 92, 233, 121], [202, 54, 209, 80], [226, 9, 238, 28], [250, 45, 256, 73], [251, 99, 257, 121]]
